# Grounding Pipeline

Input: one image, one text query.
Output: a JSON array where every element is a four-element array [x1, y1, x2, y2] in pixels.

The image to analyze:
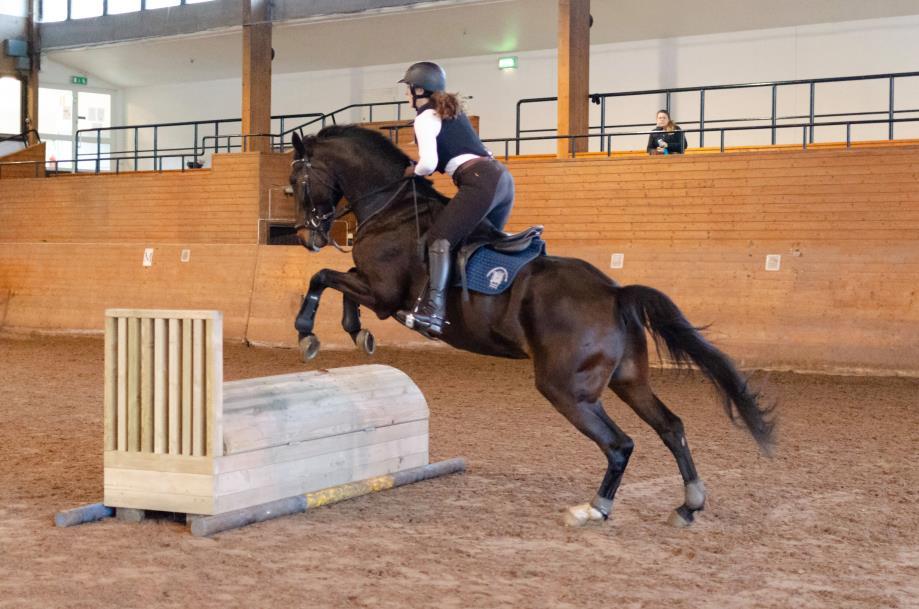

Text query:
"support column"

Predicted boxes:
[[557, 0, 590, 158], [24, 0, 40, 144], [242, 0, 272, 153]]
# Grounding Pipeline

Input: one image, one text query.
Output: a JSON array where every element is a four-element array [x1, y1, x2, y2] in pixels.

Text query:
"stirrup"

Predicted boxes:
[[407, 310, 445, 332], [395, 311, 444, 339]]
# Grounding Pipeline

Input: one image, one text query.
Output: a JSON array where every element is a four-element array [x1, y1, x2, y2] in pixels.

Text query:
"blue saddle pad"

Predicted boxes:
[[461, 237, 546, 295]]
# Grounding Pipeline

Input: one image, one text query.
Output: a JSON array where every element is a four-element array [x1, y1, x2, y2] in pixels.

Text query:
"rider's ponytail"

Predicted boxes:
[[431, 91, 462, 120]]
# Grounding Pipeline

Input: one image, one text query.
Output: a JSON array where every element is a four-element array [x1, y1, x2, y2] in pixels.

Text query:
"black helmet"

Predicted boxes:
[[398, 61, 446, 94]]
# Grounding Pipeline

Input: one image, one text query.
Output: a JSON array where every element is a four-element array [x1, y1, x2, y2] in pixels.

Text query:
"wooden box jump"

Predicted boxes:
[[56, 309, 464, 536]]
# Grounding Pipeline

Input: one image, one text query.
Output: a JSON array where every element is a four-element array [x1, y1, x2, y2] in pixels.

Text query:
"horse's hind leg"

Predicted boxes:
[[534, 358, 634, 526], [609, 369, 707, 527]]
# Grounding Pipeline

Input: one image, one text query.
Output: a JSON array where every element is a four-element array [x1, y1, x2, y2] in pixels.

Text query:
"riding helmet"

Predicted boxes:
[[398, 61, 447, 94]]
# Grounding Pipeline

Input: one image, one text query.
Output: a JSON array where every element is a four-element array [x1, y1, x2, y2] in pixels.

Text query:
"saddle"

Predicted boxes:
[[454, 225, 545, 299]]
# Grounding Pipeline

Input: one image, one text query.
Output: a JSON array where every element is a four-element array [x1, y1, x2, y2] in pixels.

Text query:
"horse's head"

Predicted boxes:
[[289, 126, 422, 250], [289, 130, 343, 252]]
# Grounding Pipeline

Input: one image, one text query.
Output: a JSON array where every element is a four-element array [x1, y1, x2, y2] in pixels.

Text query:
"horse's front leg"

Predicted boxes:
[[341, 293, 376, 355], [337, 265, 377, 355], [294, 268, 376, 361]]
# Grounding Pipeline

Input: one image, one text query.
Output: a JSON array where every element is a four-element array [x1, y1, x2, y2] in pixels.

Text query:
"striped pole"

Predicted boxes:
[[189, 458, 466, 537]]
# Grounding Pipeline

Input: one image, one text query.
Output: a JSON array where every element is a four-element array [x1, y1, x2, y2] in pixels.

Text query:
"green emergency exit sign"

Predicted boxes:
[[71, 75, 87, 85]]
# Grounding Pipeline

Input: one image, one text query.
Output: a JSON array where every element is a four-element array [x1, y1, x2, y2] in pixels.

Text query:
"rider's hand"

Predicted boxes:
[[403, 163, 417, 179]]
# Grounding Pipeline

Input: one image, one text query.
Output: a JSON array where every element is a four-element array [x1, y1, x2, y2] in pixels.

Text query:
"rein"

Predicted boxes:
[[292, 156, 426, 253], [353, 178, 414, 236]]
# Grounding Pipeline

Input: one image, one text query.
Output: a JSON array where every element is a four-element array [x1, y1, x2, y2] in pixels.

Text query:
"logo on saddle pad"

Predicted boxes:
[[486, 266, 509, 289], [461, 236, 545, 295]]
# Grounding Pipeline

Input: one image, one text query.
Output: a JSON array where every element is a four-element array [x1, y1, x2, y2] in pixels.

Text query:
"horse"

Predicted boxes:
[[288, 125, 774, 527]]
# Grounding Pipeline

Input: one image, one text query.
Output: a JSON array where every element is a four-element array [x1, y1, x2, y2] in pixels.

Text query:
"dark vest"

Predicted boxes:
[[417, 103, 489, 173]]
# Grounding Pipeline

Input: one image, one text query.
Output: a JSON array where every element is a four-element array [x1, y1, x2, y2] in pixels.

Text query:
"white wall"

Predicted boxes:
[[108, 14, 919, 159]]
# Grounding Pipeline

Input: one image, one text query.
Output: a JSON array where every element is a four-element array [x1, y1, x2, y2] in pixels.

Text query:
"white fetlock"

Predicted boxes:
[[563, 503, 605, 527], [685, 480, 706, 510]]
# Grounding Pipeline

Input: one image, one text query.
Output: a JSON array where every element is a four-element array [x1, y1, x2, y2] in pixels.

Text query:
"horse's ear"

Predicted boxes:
[[291, 131, 305, 158]]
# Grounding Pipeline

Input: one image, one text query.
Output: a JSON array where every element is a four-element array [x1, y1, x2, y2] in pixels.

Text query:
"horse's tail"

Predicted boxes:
[[615, 284, 775, 455]]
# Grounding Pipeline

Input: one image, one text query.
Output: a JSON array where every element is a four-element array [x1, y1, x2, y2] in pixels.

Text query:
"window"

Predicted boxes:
[[76, 140, 111, 171], [41, 0, 216, 20], [107, 0, 140, 14], [38, 87, 112, 170], [76, 91, 112, 170], [78, 91, 111, 131], [0, 0, 27, 17], [44, 139, 73, 170], [71, 0, 102, 19], [38, 88, 73, 136], [0, 77, 21, 134], [40, 0, 67, 21]]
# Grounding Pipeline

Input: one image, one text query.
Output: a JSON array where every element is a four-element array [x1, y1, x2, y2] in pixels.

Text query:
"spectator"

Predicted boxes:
[[647, 109, 687, 155]]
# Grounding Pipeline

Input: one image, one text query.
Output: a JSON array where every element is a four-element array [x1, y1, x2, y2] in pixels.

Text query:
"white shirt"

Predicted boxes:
[[412, 108, 481, 178]]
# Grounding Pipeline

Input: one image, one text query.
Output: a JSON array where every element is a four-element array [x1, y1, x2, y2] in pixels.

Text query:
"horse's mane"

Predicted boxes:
[[314, 124, 411, 166], [311, 124, 449, 203]]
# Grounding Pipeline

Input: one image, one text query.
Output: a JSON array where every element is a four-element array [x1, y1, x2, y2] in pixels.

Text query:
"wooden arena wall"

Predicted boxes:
[[503, 147, 919, 376], [1, 145, 917, 376], [0, 143, 46, 179]]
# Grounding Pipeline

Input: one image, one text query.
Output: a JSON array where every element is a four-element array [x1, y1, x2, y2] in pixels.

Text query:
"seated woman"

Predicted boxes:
[[647, 109, 688, 155], [396, 61, 515, 337]]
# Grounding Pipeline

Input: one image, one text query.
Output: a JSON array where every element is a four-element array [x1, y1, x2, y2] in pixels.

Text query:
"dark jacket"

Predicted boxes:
[[416, 102, 489, 174], [646, 126, 687, 154]]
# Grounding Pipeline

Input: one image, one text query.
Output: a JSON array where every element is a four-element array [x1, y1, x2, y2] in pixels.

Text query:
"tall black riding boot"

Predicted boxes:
[[402, 238, 451, 336]]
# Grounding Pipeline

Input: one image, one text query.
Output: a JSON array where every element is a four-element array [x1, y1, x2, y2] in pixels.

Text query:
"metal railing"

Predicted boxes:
[[484, 116, 919, 161], [0, 129, 42, 146], [207, 101, 412, 152], [0, 153, 208, 179], [73, 112, 324, 174], [74, 101, 412, 172], [515, 70, 919, 154], [8, 115, 915, 180], [201, 134, 271, 154], [279, 101, 409, 140]]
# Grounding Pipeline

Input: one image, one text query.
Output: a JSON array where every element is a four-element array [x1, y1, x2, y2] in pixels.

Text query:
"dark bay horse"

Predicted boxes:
[[289, 125, 774, 527]]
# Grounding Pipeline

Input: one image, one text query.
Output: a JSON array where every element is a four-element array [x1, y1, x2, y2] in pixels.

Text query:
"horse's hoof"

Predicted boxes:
[[667, 507, 693, 528], [355, 329, 375, 355], [563, 504, 604, 527], [299, 334, 320, 362]]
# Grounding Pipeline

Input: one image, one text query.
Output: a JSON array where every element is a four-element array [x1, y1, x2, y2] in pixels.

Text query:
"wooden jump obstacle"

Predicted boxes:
[[55, 309, 464, 536]]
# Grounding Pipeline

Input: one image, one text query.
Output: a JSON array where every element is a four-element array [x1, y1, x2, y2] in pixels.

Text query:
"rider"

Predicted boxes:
[[396, 61, 515, 336]]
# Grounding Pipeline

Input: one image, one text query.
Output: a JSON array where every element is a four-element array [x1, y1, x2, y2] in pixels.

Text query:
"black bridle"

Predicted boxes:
[[291, 156, 417, 252], [291, 156, 349, 251]]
